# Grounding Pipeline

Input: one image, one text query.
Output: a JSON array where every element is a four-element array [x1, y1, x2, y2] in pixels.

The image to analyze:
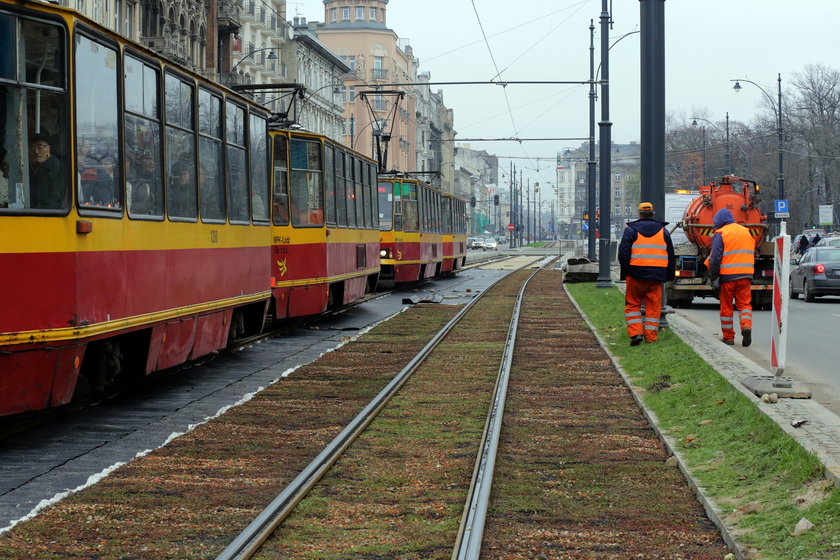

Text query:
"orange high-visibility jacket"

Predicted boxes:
[[716, 223, 755, 276], [630, 228, 668, 268]]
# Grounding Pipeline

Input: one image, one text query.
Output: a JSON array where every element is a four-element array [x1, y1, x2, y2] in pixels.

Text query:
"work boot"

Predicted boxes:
[[722, 339, 735, 346], [630, 335, 644, 346], [742, 327, 752, 347]]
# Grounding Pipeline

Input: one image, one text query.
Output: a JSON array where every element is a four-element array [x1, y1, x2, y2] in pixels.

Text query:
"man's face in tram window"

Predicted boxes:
[[29, 140, 51, 165]]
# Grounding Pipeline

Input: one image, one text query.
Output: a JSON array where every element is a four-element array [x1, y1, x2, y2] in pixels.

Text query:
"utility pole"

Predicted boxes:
[[596, 0, 613, 288], [588, 19, 597, 260]]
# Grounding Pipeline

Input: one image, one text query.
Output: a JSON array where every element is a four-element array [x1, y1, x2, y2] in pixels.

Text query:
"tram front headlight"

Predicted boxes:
[[380, 248, 391, 259]]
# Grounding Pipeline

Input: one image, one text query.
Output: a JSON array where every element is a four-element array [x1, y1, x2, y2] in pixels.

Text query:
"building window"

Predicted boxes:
[[331, 8, 337, 22], [349, 86, 355, 102], [372, 56, 385, 79], [341, 6, 349, 20], [125, 2, 134, 37], [355, 6, 364, 20], [340, 55, 355, 73], [369, 7, 376, 20]]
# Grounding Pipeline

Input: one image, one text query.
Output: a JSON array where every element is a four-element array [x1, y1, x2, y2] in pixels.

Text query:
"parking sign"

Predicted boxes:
[[774, 199, 789, 218]]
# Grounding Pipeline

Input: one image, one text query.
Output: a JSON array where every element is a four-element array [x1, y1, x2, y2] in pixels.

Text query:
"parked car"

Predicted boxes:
[[467, 237, 481, 250], [483, 237, 498, 251], [814, 237, 840, 248], [789, 247, 840, 301]]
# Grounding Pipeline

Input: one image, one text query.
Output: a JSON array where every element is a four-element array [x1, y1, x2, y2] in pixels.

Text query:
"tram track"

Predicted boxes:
[[1, 260, 733, 559]]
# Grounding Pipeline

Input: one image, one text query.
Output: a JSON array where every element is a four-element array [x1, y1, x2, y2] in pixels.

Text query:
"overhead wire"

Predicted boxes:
[[422, 1, 592, 64]]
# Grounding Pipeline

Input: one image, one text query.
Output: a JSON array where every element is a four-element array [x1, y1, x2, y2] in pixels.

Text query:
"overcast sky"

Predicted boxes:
[[291, 0, 839, 192]]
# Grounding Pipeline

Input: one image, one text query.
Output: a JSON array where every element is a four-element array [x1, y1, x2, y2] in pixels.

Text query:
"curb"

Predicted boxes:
[[564, 282, 748, 560]]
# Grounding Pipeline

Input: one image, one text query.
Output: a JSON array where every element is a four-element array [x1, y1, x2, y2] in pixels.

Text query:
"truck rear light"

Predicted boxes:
[[761, 270, 774, 277], [675, 270, 695, 278], [815, 263, 826, 274]]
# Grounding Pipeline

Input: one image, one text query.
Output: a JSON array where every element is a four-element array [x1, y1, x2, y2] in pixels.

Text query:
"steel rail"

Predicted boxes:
[[452, 261, 550, 560], [215, 265, 525, 560]]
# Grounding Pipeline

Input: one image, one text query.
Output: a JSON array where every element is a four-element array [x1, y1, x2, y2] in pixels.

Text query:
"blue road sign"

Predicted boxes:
[[775, 200, 789, 213]]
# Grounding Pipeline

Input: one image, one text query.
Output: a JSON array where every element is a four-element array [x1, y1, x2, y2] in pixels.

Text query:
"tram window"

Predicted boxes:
[[354, 157, 364, 228], [361, 160, 371, 228], [324, 144, 336, 225], [226, 101, 249, 223], [165, 74, 197, 219], [124, 55, 163, 218], [442, 198, 452, 234], [249, 113, 268, 222], [419, 188, 427, 232], [377, 181, 392, 231], [369, 164, 379, 229], [198, 89, 224, 221], [75, 34, 121, 211], [392, 182, 402, 232], [0, 17, 68, 212], [344, 152, 355, 228], [271, 135, 289, 226], [334, 148, 347, 227], [403, 183, 418, 232], [289, 138, 324, 227]]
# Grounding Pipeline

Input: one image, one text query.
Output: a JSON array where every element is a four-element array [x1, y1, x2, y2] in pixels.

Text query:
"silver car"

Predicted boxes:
[[790, 247, 840, 301]]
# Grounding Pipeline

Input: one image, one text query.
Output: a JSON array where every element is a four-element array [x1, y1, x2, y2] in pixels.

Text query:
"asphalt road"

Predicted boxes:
[[675, 294, 840, 416]]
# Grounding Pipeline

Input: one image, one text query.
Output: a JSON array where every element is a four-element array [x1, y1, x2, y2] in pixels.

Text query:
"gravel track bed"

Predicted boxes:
[[480, 270, 731, 559], [0, 268, 733, 559]]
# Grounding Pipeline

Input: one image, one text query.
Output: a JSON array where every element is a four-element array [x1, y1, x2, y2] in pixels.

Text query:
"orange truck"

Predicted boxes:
[[666, 176, 775, 309]]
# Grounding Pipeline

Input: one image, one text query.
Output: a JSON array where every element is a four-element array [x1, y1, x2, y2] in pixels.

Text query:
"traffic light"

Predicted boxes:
[[493, 194, 500, 205], [470, 196, 476, 207]]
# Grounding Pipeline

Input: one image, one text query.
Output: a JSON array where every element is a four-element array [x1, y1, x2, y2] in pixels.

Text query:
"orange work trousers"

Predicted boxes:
[[624, 277, 662, 342], [719, 278, 752, 342]]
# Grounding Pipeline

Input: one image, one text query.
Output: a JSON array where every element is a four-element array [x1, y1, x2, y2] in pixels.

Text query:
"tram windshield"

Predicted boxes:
[[1, 13, 68, 212]]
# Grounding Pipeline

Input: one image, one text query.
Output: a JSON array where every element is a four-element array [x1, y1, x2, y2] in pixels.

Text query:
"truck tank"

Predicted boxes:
[[682, 175, 767, 252], [666, 176, 774, 310]]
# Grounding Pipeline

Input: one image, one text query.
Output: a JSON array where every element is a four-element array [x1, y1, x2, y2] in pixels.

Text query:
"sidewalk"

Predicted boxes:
[[666, 310, 840, 486]]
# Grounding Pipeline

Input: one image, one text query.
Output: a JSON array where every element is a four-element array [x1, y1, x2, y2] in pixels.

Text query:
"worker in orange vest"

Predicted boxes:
[[707, 208, 755, 346], [618, 202, 676, 345]]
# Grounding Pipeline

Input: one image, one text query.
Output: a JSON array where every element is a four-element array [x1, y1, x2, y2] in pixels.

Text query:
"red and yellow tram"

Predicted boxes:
[[0, 0, 379, 416], [270, 130, 380, 318], [377, 175, 442, 283], [441, 192, 468, 274]]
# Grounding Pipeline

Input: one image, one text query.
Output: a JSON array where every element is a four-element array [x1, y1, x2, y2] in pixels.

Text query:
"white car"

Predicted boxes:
[[483, 238, 498, 251]]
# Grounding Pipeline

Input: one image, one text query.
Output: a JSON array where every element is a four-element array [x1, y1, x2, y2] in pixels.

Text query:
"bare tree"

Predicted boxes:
[[786, 64, 840, 229]]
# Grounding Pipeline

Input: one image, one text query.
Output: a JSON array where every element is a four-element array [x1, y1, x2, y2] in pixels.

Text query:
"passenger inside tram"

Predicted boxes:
[[28, 131, 63, 209]]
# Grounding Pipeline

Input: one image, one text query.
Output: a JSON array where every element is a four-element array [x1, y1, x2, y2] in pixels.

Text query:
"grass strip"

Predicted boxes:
[[567, 282, 840, 560]]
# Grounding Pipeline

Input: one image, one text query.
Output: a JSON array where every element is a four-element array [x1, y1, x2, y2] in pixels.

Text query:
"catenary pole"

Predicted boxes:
[[596, 0, 613, 287], [588, 19, 597, 260]]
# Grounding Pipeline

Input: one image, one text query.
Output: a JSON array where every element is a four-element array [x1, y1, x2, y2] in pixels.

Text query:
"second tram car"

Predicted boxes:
[[269, 130, 380, 318]]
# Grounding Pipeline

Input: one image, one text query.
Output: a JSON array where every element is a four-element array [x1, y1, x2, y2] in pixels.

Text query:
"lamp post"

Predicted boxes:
[[731, 74, 784, 200], [691, 114, 731, 177], [227, 48, 278, 85]]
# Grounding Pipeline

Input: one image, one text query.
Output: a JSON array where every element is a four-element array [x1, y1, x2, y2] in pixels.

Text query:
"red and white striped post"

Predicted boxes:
[[770, 221, 790, 375]]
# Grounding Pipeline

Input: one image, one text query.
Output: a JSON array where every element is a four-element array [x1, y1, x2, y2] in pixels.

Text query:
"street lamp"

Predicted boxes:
[[691, 114, 731, 177], [228, 48, 278, 85], [731, 74, 784, 200]]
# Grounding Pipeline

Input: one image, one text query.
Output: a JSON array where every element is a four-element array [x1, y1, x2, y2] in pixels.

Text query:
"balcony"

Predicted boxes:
[[218, 0, 241, 33], [141, 36, 191, 68]]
